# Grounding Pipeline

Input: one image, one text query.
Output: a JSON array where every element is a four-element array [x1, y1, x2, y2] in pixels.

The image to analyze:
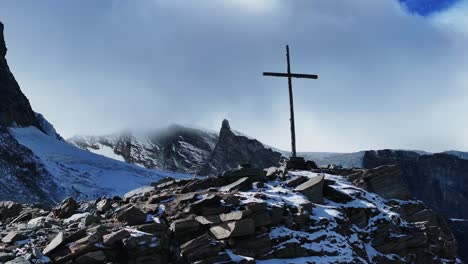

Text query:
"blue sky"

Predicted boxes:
[[0, 0, 467, 152]]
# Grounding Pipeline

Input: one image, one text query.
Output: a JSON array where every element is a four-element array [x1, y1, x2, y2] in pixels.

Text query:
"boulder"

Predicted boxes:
[[170, 218, 200, 238], [52, 197, 79, 219], [294, 175, 324, 204], [180, 234, 222, 261], [43, 232, 65, 255], [0, 252, 15, 262], [96, 198, 112, 212], [103, 229, 130, 246], [0, 201, 23, 221], [114, 205, 147, 226], [362, 165, 412, 200], [209, 218, 255, 239]]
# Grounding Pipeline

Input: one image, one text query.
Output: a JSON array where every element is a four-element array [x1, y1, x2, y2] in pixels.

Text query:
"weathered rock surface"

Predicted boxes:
[[199, 120, 283, 176], [0, 161, 460, 263], [294, 174, 324, 203]]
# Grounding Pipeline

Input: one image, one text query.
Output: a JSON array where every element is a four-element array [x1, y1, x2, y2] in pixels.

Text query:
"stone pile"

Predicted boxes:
[[0, 161, 460, 263]]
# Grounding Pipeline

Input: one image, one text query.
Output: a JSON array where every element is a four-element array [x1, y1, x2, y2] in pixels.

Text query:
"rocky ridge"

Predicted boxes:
[[69, 120, 283, 176], [0, 22, 40, 129], [0, 161, 459, 263]]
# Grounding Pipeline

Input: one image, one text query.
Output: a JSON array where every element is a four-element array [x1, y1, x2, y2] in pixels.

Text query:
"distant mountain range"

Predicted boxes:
[[69, 126, 468, 261]]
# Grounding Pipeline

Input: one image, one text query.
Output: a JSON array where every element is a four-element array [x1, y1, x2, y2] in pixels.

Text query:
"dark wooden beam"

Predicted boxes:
[[263, 72, 318, 79]]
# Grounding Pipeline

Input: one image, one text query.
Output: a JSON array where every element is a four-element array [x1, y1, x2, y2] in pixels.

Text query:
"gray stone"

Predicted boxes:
[[180, 234, 222, 261], [170, 218, 200, 238], [220, 177, 250, 192], [103, 229, 130, 246], [286, 175, 309, 188], [362, 165, 412, 200], [294, 175, 324, 203], [209, 218, 255, 239], [0, 252, 15, 262], [43, 232, 65, 255], [5, 257, 30, 264], [219, 210, 250, 222], [195, 215, 221, 225], [114, 205, 147, 226], [96, 198, 112, 212], [75, 250, 106, 264], [52, 197, 78, 219], [1, 231, 25, 244]]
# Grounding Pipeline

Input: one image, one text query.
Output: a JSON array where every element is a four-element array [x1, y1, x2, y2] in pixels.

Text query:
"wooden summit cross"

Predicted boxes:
[[263, 45, 318, 158]]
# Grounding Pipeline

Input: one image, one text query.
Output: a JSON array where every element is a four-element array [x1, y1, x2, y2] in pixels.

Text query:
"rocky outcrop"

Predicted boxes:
[[198, 120, 283, 175], [0, 22, 39, 128], [362, 150, 468, 262], [0, 161, 459, 263]]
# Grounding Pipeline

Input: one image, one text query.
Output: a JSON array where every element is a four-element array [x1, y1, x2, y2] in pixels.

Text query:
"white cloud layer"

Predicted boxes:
[[0, 0, 467, 152]]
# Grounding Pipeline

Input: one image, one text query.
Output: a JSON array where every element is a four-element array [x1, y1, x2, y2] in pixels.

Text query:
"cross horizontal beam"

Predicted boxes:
[[263, 72, 318, 79]]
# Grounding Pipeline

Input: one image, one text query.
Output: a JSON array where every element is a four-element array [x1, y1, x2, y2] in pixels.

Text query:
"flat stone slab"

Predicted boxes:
[[209, 218, 255, 239], [220, 177, 250, 192], [43, 232, 64, 255], [294, 175, 325, 204]]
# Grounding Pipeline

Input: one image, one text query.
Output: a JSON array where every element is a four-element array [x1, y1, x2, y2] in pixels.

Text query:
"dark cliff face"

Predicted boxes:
[[363, 150, 468, 219], [198, 119, 283, 176], [363, 149, 468, 262], [0, 22, 39, 128]]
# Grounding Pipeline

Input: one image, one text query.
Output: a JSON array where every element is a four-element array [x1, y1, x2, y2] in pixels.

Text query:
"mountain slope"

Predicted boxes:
[[69, 125, 219, 174], [69, 120, 284, 176], [9, 126, 187, 204]]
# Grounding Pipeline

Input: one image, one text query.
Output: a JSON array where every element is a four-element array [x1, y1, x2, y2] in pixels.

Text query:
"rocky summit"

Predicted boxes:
[[0, 160, 460, 263]]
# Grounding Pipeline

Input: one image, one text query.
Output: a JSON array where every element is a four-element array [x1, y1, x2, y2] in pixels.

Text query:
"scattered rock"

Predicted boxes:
[[294, 174, 325, 203]]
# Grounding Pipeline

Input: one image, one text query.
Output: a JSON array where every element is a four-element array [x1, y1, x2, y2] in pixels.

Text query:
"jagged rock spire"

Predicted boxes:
[[0, 22, 7, 57], [221, 119, 230, 130], [0, 21, 39, 128]]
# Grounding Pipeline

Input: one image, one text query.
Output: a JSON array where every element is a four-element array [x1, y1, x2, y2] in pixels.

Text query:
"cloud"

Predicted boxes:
[[1, 0, 467, 152]]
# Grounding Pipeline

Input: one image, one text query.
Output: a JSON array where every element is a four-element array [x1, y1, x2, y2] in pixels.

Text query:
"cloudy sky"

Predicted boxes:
[[0, 0, 467, 152]]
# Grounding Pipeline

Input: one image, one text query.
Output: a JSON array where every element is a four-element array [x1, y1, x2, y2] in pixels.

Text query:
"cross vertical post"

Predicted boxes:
[[263, 45, 318, 158], [286, 45, 297, 158]]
